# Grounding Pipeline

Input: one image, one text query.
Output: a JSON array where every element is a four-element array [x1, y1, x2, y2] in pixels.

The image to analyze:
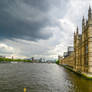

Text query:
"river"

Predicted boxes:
[[0, 63, 91, 92]]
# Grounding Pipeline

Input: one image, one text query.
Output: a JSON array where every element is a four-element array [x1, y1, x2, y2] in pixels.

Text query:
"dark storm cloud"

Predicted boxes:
[[0, 0, 69, 41]]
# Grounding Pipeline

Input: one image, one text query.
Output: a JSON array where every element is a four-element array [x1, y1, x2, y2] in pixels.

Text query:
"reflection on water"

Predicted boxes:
[[0, 63, 91, 92]]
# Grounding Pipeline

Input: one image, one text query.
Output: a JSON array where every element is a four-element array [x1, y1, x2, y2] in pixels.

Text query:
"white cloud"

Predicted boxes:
[[0, 43, 14, 51], [0, 43, 15, 57], [0, 0, 92, 60]]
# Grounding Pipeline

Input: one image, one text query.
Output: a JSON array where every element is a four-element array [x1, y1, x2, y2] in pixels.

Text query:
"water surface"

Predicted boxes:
[[0, 63, 91, 92]]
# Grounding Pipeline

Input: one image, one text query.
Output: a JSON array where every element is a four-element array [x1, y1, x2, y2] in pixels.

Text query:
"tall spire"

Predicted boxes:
[[89, 5, 91, 10], [86, 19, 88, 25], [77, 26, 78, 34], [74, 31, 75, 36], [82, 16, 85, 32], [74, 31, 76, 38], [74, 31, 76, 46], [82, 16, 85, 25], [88, 5, 91, 19], [74, 31, 75, 39]]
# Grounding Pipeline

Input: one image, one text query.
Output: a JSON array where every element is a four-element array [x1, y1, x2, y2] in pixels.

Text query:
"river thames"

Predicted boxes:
[[0, 63, 91, 92]]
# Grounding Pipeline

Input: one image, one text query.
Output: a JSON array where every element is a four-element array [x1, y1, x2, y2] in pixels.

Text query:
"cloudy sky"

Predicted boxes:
[[0, 0, 92, 60]]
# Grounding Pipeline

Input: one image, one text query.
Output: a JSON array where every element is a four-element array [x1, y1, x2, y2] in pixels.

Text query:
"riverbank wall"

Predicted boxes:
[[60, 64, 92, 79]]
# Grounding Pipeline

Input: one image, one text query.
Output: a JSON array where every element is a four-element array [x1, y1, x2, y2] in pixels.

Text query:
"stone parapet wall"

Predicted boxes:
[[59, 52, 74, 68]]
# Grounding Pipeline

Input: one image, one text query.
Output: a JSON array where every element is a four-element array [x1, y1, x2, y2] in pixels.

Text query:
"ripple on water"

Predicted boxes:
[[0, 63, 91, 92]]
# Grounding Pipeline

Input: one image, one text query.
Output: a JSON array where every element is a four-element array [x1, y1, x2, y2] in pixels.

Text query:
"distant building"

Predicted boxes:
[[63, 46, 74, 58], [67, 46, 74, 55], [63, 52, 68, 57], [0, 56, 5, 58], [32, 57, 34, 62], [38, 58, 42, 62], [12, 56, 14, 60], [39, 58, 46, 63], [58, 56, 63, 64]]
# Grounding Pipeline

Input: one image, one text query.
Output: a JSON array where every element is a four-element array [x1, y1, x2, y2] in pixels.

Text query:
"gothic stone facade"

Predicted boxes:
[[59, 6, 92, 77]]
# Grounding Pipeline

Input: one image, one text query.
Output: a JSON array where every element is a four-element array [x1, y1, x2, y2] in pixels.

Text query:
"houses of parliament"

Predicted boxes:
[[59, 6, 92, 78]]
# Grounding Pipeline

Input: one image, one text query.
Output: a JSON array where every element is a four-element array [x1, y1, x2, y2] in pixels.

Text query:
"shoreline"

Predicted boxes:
[[59, 64, 92, 80]]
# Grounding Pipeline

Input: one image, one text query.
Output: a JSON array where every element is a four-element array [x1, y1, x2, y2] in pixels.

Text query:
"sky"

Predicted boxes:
[[0, 0, 92, 60]]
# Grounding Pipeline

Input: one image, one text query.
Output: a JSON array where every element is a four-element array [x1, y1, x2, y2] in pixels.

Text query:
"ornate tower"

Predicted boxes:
[[81, 16, 85, 72], [74, 31, 76, 69], [87, 6, 92, 73], [75, 27, 79, 70], [88, 5, 91, 21]]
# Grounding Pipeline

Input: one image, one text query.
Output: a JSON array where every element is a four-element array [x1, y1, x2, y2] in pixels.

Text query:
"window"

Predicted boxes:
[[86, 45, 88, 54]]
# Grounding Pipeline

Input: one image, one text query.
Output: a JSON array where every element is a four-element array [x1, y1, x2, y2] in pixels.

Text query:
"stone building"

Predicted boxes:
[[59, 6, 92, 77]]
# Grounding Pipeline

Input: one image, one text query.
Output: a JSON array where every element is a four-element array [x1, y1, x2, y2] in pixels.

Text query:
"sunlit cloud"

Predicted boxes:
[[0, 0, 92, 59]]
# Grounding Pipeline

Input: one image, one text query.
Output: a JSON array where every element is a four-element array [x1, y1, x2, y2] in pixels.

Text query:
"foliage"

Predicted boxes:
[[0, 57, 32, 62], [56, 60, 59, 64]]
